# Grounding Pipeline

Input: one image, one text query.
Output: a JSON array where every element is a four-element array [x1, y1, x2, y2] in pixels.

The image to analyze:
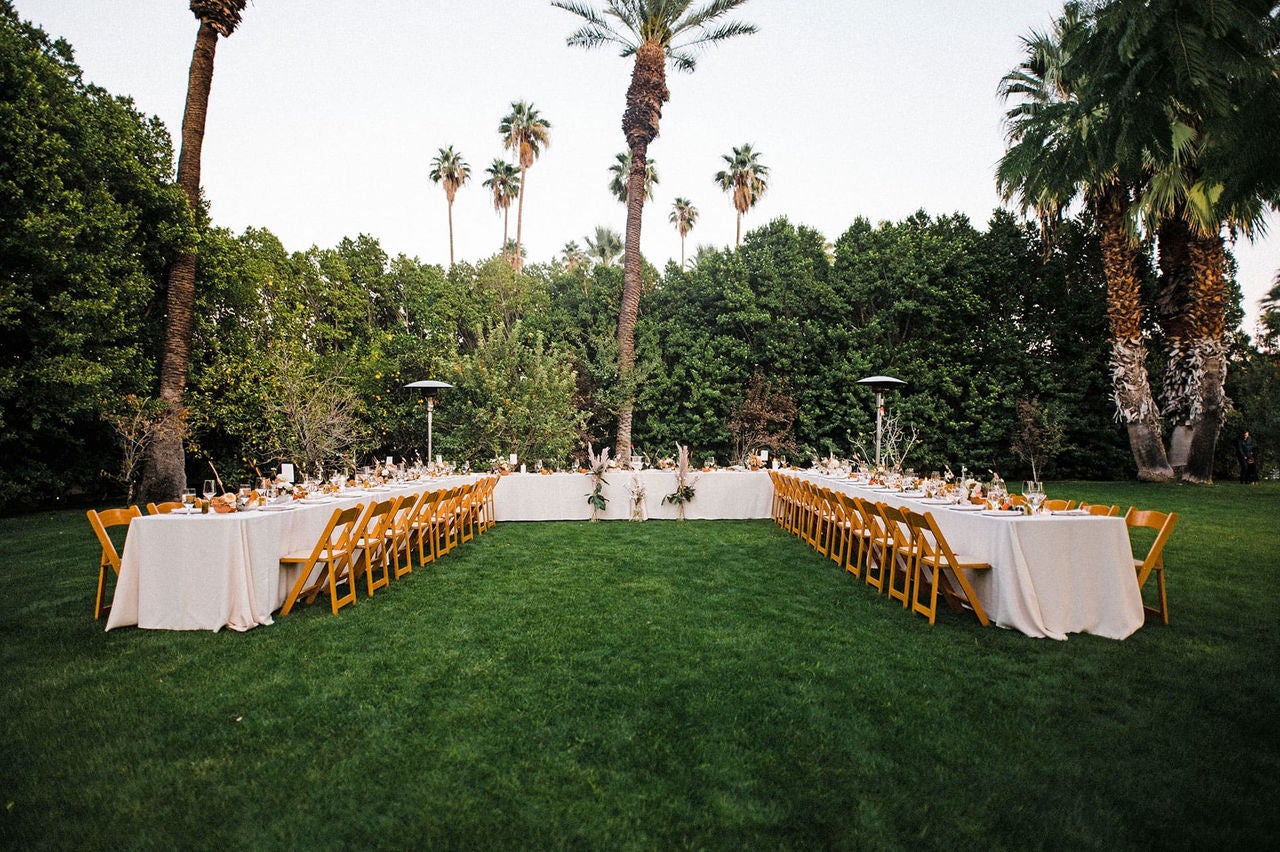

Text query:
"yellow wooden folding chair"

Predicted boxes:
[[353, 497, 398, 596], [86, 506, 142, 619], [279, 505, 364, 616], [1125, 507, 1179, 625], [385, 491, 426, 580], [854, 497, 891, 593], [1079, 502, 1121, 516], [145, 501, 185, 515], [833, 492, 869, 579], [905, 509, 992, 626], [878, 502, 919, 609]]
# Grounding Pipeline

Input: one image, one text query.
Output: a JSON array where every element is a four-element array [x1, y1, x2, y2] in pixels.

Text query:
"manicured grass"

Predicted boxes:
[[2, 482, 1278, 849]]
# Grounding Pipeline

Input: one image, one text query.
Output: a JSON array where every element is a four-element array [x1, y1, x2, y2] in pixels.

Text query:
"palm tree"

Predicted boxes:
[[141, 0, 248, 502], [585, 226, 624, 268], [669, 197, 698, 268], [428, 146, 470, 267], [715, 143, 769, 247], [561, 240, 587, 271], [553, 0, 757, 460], [997, 8, 1175, 481], [481, 159, 520, 257], [1076, 0, 1280, 482], [608, 151, 658, 204], [498, 100, 551, 271]]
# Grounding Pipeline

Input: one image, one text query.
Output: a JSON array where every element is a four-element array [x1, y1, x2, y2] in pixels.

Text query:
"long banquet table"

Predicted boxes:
[[106, 477, 474, 632], [796, 472, 1144, 640], [493, 469, 773, 521]]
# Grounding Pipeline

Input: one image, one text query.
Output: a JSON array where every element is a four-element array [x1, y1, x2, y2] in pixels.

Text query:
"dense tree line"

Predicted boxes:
[[2, 2, 1276, 513]]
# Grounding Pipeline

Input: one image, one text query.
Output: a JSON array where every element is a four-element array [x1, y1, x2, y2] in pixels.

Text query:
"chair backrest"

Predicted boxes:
[[1125, 507, 1179, 585], [853, 497, 886, 542], [1043, 498, 1077, 512], [1080, 502, 1121, 517], [86, 506, 142, 574], [359, 497, 398, 541], [146, 501, 185, 515], [876, 502, 913, 551]]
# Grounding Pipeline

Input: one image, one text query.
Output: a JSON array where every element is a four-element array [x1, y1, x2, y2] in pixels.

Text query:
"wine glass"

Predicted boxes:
[[1024, 480, 1045, 514], [181, 487, 196, 513], [203, 479, 217, 504]]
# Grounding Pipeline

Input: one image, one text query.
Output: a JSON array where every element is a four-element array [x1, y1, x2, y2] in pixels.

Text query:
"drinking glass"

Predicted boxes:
[[1023, 480, 1045, 514], [203, 479, 217, 503], [181, 487, 196, 513]]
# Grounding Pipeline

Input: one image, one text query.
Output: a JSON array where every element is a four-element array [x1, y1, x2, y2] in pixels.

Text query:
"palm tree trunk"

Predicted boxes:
[[1155, 221, 1228, 483], [447, 199, 455, 266], [514, 165, 527, 271], [140, 21, 220, 502], [735, 211, 742, 248], [502, 205, 510, 255], [680, 234, 686, 269], [615, 142, 648, 461], [1097, 194, 1174, 481], [615, 39, 669, 461]]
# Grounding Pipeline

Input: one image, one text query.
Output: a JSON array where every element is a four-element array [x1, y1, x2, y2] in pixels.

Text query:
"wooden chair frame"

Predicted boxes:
[[854, 497, 891, 593], [86, 506, 142, 619], [878, 502, 918, 609], [279, 505, 363, 616], [354, 497, 398, 596], [145, 501, 185, 515], [905, 509, 991, 626], [1125, 507, 1179, 625]]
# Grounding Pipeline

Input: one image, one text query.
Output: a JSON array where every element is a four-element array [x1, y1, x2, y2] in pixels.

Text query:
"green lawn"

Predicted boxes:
[[2, 481, 1278, 850]]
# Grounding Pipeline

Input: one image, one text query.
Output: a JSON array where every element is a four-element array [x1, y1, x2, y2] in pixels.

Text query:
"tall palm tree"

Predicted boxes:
[[669, 197, 698, 268], [498, 100, 551, 271], [715, 143, 769, 247], [482, 158, 520, 257], [1076, 0, 1280, 482], [997, 7, 1175, 481], [141, 0, 248, 502], [553, 0, 757, 460], [608, 150, 659, 204], [585, 226, 624, 268], [428, 146, 470, 267], [561, 240, 587, 271]]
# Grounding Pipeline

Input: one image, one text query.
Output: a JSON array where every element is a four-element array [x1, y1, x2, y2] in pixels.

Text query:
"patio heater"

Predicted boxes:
[[404, 380, 452, 466], [855, 375, 907, 467]]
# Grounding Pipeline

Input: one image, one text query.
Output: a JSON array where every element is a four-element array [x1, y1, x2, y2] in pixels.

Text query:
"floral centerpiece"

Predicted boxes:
[[585, 444, 610, 522], [627, 476, 646, 522], [662, 443, 698, 521]]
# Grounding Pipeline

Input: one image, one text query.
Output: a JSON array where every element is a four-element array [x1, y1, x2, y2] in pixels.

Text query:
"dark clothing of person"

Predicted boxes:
[[1235, 434, 1258, 484]]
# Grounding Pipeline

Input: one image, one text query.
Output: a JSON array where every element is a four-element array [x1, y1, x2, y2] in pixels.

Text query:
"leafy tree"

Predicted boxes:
[[0, 2, 189, 510], [608, 150, 658, 204], [498, 100, 551, 271], [715, 143, 769, 247], [481, 158, 520, 256], [142, 0, 249, 502], [428, 145, 470, 266], [436, 322, 583, 466], [553, 0, 758, 461]]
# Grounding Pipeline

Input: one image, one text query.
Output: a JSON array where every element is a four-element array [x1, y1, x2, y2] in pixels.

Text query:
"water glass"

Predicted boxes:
[[181, 487, 196, 513]]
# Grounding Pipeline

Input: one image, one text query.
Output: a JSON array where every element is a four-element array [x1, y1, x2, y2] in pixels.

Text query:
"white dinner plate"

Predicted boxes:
[[900, 491, 926, 498], [948, 504, 984, 512], [981, 509, 1024, 517], [1051, 509, 1091, 516], [921, 498, 953, 505], [260, 504, 297, 512]]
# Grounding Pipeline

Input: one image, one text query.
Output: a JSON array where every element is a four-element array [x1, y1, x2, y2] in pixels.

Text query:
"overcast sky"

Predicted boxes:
[[14, 0, 1278, 329]]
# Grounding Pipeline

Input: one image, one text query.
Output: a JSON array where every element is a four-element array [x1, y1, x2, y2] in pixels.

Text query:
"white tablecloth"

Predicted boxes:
[[107, 477, 473, 632], [800, 473, 1144, 640], [493, 470, 772, 521]]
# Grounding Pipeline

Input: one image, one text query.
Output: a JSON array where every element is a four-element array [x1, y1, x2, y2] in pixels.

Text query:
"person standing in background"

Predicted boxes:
[[1235, 430, 1258, 484]]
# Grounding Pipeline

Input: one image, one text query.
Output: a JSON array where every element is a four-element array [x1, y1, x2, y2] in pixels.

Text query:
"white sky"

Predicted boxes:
[[14, 0, 1278, 330]]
